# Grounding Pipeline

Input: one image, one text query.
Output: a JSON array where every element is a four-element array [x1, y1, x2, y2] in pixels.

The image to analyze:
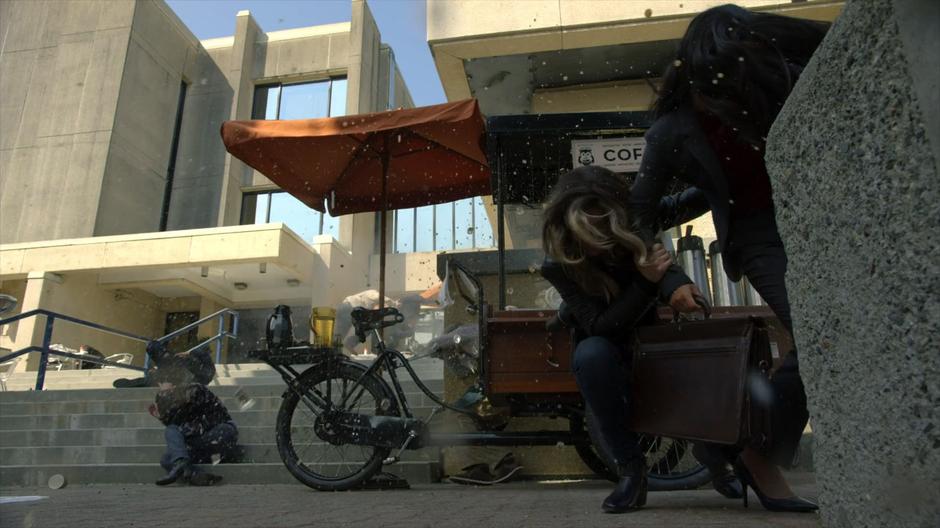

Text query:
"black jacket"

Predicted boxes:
[[630, 105, 741, 274], [630, 26, 827, 280], [541, 259, 659, 344], [540, 191, 708, 341], [156, 383, 233, 438]]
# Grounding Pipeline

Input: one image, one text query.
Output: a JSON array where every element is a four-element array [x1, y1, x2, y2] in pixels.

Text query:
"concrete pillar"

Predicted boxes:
[[765, 1, 940, 526], [217, 10, 264, 227], [337, 0, 382, 293], [12, 272, 61, 372]]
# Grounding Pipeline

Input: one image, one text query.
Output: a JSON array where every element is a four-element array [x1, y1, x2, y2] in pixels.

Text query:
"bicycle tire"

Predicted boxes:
[[275, 360, 398, 491], [579, 407, 714, 491]]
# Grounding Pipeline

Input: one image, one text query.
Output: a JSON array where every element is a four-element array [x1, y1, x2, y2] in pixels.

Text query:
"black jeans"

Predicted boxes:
[[572, 336, 641, 469], [732, 237, 810, 468]]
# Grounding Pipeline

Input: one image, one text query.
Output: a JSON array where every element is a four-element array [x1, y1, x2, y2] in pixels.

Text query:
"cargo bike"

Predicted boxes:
[[229, 108, 782, 492]]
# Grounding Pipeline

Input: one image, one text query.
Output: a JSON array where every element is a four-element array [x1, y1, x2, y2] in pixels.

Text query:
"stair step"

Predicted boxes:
[[1, 426, 293, 446], [0, 391, 441, 417], [0, 403, 441, 430], [0, 443, 440, 465], [0, 358, 444, 391], [0, 379, 445, 402], [0, 461, 441, 487]]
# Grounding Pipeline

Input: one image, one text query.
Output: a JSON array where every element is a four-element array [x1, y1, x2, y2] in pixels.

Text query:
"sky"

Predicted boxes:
[[165, 0, 445, 107]]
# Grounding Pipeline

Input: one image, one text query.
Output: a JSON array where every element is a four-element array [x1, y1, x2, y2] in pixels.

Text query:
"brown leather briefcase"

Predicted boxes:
[[630, 312, 774, 446]]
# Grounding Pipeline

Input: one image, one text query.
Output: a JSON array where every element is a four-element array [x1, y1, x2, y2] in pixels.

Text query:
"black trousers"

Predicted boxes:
[[572, 336, 641, 469], [730, 235, 810, 468]]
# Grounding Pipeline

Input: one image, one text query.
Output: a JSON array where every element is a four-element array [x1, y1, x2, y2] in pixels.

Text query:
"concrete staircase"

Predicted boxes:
[[0, 359, 445, 487]]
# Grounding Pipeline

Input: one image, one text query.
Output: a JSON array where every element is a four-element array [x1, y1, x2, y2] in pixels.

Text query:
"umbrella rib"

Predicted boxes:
[[391, 128, 487, 168], [331, 131, 382, 196]]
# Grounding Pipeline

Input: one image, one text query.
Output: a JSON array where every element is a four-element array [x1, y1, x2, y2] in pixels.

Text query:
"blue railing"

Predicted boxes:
[[0, 308, 239, 391]]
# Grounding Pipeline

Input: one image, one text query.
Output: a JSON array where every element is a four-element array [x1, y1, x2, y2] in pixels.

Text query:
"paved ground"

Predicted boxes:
[[1, 475, 820, 528]]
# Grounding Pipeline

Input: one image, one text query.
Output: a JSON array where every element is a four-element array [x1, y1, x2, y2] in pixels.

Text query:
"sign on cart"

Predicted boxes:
[[571, 137, 646, 173]]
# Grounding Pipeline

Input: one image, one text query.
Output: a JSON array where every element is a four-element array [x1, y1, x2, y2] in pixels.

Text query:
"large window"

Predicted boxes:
[[393, 197, 494, 252], [251, 77, 347, 120], [242, 190, 340, 242], [242, 78, 348, 242]]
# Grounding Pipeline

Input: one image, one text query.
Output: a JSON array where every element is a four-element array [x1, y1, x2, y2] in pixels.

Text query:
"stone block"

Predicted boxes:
[[765, 1, 940, 526]]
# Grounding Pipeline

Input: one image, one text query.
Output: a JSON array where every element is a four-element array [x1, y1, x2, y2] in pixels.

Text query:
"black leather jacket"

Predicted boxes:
[[540, 188, 708, 341]]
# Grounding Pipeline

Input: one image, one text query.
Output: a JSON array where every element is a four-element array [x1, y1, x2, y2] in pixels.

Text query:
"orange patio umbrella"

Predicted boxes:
[[221, 98, 491, 309]]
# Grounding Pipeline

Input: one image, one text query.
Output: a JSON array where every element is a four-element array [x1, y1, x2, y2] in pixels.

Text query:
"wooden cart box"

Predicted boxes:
[[484, 309, 577, 395]]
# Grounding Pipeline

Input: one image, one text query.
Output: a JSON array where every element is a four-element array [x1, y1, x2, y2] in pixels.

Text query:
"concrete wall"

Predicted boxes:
[[426, 0, 788, 42], [531, 80, 655, 114], [97, 0, 207, 235], [765, 0, 940, 526], [0, 0, 135, 244], [18, 273, 165, 371]]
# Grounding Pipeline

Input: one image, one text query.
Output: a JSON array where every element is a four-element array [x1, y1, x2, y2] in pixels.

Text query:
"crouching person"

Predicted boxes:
[[149, 368, 241, 486]]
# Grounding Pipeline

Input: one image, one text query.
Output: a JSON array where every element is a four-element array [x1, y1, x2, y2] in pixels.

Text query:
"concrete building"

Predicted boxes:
[[0, 0, 418, 369]]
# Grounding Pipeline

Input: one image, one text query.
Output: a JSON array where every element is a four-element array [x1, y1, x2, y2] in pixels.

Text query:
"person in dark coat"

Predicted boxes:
[[629, 4, 828, 513], [150, 367, 240, 486], [541, 165, 720, 513]]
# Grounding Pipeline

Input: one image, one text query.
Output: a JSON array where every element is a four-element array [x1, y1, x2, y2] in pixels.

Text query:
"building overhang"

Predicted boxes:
[[0, 224, 321, 307], [427, 0, 844, 114]]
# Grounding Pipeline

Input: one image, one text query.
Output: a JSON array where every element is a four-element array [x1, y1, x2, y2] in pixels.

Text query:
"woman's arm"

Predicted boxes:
[[630, 118, 681, 242], [541, 262, 658, 340], [657, 187, 711, 231]]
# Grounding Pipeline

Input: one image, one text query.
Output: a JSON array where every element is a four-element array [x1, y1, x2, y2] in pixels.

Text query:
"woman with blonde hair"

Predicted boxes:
[[540, 164, 710, 513]]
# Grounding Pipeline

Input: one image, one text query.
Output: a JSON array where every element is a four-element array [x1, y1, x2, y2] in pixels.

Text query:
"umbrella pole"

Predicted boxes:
[[379, 145, 389, 324]]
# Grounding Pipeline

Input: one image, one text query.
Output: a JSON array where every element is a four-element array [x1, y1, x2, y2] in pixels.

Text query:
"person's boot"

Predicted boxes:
[[692, 443, 743, 499], [601, 458, 648, 514], [156, 459, 193, 486]]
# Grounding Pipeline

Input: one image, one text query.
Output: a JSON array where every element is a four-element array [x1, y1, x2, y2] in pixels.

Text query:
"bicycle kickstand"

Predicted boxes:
[[383, 430, 417, 465], [383, 407, 439, 465]]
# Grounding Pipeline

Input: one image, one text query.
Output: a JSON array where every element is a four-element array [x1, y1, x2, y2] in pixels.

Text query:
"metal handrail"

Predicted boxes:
[[0, 308, 239, 391], [151, 309, 240, 367]]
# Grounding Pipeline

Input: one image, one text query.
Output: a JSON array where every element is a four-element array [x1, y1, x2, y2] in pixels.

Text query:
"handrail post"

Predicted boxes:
[[214, 313, 223, 364], [35, 315, 55, 391]]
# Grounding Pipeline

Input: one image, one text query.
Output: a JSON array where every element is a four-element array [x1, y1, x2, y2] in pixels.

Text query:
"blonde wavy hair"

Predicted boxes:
[[542, 166, 649, 301]]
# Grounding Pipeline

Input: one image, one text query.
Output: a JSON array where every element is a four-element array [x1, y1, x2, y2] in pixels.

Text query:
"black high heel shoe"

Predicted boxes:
[[602, 459, 648, 514], [733, 459, 818, 513]]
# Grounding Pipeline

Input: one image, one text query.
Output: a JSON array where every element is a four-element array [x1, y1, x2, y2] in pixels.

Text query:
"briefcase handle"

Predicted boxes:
[[671, 294, 712, 322]]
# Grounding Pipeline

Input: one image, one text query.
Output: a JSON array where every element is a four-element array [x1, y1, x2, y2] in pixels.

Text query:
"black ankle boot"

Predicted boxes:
[[692, 443, 743, 499], [156, 459, 193, 486], [601, 459, 648, 514]]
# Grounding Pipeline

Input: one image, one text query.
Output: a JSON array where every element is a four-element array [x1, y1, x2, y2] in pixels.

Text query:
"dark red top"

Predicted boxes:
[[697, 113, 774, 217]]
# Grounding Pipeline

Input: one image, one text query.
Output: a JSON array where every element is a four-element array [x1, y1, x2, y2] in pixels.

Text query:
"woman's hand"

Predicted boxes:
[[636, 244, 672, 283], [670, 283, 704, 313], [148, 403, 159, 419]]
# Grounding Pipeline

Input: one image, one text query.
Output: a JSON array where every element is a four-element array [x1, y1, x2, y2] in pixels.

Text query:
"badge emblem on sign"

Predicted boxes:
[[577, 149, 595, 166]]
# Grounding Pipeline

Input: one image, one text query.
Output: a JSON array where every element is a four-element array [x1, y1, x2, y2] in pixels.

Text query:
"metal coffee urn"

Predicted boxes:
[[742, 276, 767, 306], [708, 241, 745, 306], [676, 226, 712, 305]]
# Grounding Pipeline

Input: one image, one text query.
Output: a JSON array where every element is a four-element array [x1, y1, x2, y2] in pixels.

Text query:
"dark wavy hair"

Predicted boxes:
[[653, 4, 828, 145]]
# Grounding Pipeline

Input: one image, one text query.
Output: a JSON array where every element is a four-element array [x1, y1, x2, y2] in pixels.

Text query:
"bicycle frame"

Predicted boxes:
[[315, 326, 591, 449]]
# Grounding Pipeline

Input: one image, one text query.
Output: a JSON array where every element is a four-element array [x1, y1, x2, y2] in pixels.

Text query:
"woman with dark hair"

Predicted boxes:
[[631, 4, 829, 512], [540, 165, 712, 513]]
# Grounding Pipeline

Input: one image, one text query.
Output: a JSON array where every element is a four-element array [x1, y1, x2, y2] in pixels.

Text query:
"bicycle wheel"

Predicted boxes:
[[579, 407, 712, 491], [276, 361, 398, 491]]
